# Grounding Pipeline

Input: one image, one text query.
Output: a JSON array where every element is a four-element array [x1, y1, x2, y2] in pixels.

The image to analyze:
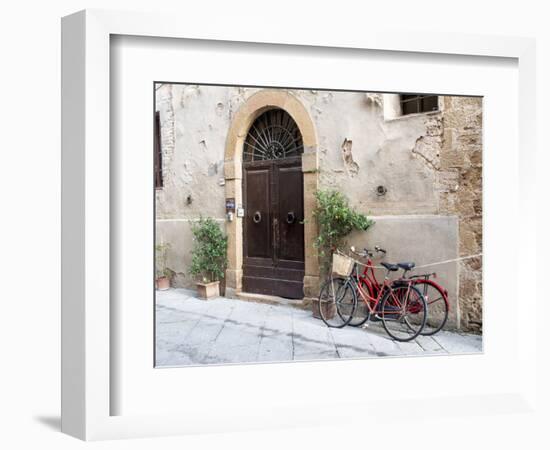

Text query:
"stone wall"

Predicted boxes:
[[438, 97, 483, 331]]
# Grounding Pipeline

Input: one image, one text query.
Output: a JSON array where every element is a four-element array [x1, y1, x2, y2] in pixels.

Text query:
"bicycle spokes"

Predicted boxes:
[[414, 281, 449, 336], [318, 278, 357, 328], [381, 285, 427, 342]]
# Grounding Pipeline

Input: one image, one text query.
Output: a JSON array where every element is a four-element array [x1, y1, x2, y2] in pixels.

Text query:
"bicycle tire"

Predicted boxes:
[[318, 277, 357, 328], [380, 284, 427, 342], [413, 279, 449, 335]]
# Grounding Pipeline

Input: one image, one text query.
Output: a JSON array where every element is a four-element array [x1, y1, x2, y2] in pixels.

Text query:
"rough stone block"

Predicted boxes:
[[436, 170, 459, 193], [441, 150, 465, 169], [225, 269, 243, 290], [303, 275, 320, 298], [469, 151, 482, 167], [302, 151, 319, 173], [224, 158, 242, 180]]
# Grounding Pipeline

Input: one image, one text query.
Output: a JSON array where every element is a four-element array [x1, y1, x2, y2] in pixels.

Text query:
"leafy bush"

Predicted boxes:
[[190, 217, 228, 283], [155, 243, 171, 279], [313, 189, 374, 261]]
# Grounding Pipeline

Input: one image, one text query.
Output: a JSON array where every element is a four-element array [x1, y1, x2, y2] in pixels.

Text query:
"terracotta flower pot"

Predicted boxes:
[[156, 276, 170, 291], [196, 281, 220, 299]]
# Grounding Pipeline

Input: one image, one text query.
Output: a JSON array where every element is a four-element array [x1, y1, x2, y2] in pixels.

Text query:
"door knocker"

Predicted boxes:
[[286, 211, 296, 224], [253, 211, 262, 224]]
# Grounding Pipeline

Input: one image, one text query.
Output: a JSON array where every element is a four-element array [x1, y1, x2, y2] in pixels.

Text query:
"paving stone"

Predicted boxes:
[[292, 311, 336, 357], [155, 348, 195, 367], [262, 307, 293, 337], [432, 330, 483, 354], [415, 335, 448, 353], [394, 340, 425, 355], [205, 342, 260, 365], [257, 306, 293, 362], [257, 336, 293, 362], [215, 322, 260, 346], [358, 323, 403, 356], [155, 289, 483, 366], [293, 350, 339, 361], [329, 326, 378, 358], [156, 317, 200, 339], [179, 302, 234, 359]]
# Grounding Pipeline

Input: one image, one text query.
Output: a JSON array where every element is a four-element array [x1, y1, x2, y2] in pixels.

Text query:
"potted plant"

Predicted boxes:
[[190, 217, 228, 299], [155, 242, 171, 290], [311, 189, 374, 318]]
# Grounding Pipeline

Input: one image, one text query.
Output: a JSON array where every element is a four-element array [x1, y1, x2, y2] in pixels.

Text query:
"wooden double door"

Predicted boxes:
[[243, 156, 305, 299]]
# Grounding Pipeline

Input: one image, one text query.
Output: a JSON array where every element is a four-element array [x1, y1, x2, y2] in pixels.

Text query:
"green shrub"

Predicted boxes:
[[312, 189, 374, 262], [190, 217, 228, 283]]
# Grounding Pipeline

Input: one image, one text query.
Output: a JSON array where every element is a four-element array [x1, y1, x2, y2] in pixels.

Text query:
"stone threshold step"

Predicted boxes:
[[236, 291, 312, 310]]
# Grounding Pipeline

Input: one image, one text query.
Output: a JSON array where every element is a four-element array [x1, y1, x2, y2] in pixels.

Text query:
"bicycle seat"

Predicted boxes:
[[397, 262, 415, 271], [381, 262, 399, 271]]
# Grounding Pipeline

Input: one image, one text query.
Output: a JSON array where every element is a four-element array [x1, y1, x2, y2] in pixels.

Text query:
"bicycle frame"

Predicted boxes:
[[356, 257, 382, 303], [357, 257, 450, 312], [348, 262, 411, 318]]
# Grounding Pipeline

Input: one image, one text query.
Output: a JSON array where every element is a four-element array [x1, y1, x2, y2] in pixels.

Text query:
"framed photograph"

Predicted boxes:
[[153, 82, 483, 367], [61, 9, 537, 440]]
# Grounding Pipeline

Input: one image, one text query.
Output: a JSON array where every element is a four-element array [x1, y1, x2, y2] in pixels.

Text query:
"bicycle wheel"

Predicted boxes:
[[380, 284, 427, 342], [318, 277, 357, 328], [414, 280, 449, 335]]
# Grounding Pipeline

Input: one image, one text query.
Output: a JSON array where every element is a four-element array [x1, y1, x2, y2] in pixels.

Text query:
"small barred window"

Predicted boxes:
[[400, 94, 439, 115]]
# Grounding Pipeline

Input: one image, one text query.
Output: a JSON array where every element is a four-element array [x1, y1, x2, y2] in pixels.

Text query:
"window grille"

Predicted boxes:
[[243, 109, 303, 162], [400, 94, 439, 115]]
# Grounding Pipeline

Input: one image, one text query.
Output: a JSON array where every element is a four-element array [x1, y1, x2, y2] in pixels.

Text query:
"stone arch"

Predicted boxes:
[[223, 89, 320, 299]]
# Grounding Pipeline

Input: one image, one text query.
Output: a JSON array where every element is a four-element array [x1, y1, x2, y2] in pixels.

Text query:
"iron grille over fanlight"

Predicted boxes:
[[243, 109, 303, 162]]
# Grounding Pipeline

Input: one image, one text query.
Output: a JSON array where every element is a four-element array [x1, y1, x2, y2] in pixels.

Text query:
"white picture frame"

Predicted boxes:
[[61, 9, 537, 441]]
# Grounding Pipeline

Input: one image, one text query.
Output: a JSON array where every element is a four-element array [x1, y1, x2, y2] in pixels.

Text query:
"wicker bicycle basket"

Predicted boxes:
[[332, 253, 354, 277]]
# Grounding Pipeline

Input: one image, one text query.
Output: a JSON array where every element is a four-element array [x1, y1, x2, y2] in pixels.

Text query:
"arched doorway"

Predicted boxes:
[[223, 90, 320, 301], [242, 109, 305, 298]]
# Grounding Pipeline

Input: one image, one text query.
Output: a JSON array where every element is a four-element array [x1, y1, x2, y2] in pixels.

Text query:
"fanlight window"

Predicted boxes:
[[243, 109, 303, 162]]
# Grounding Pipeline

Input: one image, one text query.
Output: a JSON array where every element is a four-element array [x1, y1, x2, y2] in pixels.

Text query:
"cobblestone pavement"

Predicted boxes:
[[156, 288, 483, 367]]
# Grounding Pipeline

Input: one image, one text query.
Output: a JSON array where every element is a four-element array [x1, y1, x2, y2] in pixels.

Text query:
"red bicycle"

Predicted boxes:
[[319, 248, 428, 342], [349, 247, 449, 335]]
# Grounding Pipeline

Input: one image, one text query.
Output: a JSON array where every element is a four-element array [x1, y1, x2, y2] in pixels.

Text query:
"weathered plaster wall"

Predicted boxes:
[[155, 84, 482, 331], [156, 85, 445, 217], [314, 92, 439, 215], [155, 84, 237, 287]]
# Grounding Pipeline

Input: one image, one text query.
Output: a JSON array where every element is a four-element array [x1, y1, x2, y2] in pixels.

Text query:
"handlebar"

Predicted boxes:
[[349, 245, 386, 258], [350, 247, 373, 258]]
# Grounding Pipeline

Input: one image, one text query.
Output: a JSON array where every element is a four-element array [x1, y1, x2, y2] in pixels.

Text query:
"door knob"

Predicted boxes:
[[286, 211, 296, 224], [253, 211, 262, 224]]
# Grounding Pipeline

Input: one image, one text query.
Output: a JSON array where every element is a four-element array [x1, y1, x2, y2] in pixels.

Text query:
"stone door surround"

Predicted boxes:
[[224, 90, 320, 299]]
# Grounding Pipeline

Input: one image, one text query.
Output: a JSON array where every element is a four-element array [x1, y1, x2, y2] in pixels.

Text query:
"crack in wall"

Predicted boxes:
[[411, 136, 441, 172]]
